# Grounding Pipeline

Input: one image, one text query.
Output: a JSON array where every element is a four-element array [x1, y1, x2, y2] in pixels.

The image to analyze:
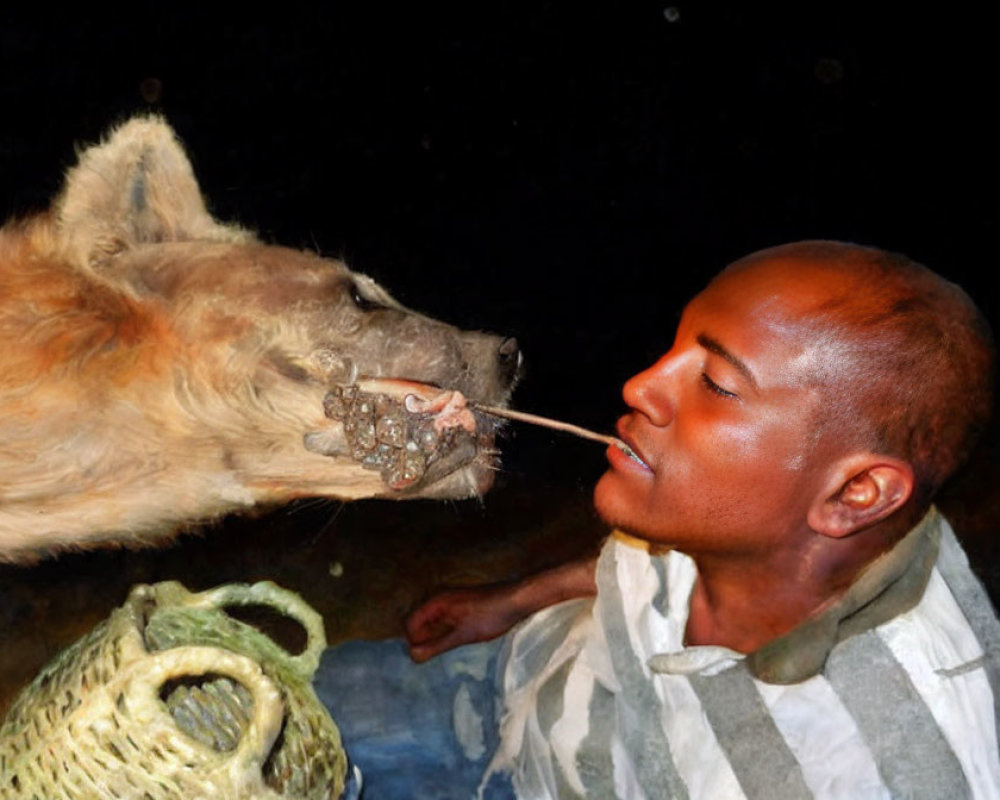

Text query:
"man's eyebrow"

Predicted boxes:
[[696, 334, 758, 388]]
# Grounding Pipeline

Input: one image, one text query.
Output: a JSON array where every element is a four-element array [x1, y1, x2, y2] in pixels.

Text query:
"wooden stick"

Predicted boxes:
[[474, 403, 638, 458]]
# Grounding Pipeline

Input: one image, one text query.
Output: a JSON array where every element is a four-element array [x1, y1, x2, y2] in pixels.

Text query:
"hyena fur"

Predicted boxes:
[[0, 117, 520, 563]]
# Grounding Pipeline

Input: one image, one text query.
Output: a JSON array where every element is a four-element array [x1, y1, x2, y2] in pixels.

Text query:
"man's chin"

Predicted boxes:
[[592, 470, 630, 529], [593, 470, 673, 546]]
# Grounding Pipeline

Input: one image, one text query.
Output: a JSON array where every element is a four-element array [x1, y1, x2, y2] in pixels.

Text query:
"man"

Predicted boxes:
[[319, 241, 1000, 798]]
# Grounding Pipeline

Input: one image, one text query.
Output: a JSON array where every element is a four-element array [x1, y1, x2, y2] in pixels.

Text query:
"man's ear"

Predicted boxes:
[[807, 455, 914, 538]]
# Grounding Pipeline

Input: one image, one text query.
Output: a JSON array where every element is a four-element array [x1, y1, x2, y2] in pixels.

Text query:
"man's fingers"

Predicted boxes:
[[408, 615, 455, 645], [408, 627, 466, 663], [405, 599, 457, 643], [408, 642, 438, 663]]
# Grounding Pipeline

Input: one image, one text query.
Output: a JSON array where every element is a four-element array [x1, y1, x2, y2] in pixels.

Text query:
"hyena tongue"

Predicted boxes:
[[355, 378, 476, 434], [355, 377, 445, 402], [355, 378, 476, 435]]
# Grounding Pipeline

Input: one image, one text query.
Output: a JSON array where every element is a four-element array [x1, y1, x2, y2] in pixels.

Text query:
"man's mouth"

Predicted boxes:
[[614, 426, 652, 472], [616, 439, 647, 467]]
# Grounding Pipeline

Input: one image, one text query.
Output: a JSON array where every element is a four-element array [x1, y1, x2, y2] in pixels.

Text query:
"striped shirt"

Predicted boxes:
[[486, 509, 1000, 799]]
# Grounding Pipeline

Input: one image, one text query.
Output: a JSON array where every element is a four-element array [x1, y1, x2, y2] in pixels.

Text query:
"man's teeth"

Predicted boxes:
[[616, 440, 648, 467]]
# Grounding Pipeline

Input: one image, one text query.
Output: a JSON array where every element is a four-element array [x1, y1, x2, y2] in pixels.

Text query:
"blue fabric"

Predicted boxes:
[[315, 638, 515, 800]]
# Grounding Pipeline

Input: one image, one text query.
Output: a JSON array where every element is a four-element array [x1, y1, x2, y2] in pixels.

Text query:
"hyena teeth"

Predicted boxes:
[[321, 384, 480, 490], [409, 438, 478, 490], [374, 414, 407, 448], [414, 422, 440, 453]]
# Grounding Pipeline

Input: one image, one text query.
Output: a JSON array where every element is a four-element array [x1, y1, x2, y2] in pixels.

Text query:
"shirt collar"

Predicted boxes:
[[649, 507, 942, 685]]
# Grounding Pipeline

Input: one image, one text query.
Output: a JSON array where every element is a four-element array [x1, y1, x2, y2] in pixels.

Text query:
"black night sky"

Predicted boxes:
[[2, 4, 1000, 678], [5, 5, 999, 430]]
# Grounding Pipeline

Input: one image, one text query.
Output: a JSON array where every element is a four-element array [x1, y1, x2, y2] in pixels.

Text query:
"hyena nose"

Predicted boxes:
[[497, 336, 522, 385]]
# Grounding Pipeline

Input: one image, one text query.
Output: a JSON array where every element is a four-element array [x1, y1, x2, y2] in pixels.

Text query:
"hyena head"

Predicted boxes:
[[0, 117, 520, 561]]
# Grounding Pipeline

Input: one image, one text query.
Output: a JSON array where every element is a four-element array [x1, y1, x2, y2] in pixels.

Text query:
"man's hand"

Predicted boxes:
[[405, 584, 527, 663], [405, 555, 600, 663]]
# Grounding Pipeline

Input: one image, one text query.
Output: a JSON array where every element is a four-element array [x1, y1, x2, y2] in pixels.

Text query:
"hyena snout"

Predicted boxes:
[[496, 335, 522, 388], [317, 328, 523, 496], [452, 331, 522, 403], [373, 320, 522, 403]]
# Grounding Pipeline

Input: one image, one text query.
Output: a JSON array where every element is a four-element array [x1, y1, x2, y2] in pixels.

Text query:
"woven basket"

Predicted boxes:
[[0, 581, 347, 800]]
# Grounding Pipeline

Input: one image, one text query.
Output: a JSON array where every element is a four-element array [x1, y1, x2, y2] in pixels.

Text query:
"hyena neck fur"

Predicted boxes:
[[0, 117, 518, 562]]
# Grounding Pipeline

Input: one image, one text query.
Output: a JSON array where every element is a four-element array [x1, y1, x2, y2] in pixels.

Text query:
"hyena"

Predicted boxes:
[[0, 117, 520, 563]]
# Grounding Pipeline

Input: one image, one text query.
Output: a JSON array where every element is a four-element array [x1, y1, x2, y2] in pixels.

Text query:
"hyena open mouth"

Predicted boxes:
[[308, 378, 502, 494]]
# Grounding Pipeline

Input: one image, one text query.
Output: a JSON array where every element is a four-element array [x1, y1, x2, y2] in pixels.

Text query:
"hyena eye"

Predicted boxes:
[[349, 280, 384, 312]]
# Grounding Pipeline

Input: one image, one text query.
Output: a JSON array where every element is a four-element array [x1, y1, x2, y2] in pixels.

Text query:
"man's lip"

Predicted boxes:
[[613, 422, 652, 472]]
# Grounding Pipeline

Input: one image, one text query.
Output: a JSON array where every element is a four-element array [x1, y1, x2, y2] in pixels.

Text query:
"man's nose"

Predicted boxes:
[[622, 352, 677, 426]]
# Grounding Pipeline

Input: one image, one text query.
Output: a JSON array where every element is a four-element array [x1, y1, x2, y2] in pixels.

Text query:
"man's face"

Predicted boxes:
[[594, 258, 843, 554]]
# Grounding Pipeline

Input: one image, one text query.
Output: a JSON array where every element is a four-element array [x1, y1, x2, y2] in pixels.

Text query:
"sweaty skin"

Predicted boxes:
[[595, 257, 915, 652], [407, 246, 936, 660]]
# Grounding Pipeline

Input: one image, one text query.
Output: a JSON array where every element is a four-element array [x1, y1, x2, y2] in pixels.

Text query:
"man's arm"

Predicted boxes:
[[405, 555, 599, 662]]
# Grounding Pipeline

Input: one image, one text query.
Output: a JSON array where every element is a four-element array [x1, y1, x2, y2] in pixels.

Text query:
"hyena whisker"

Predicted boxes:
[[285, 497, 335, 515], [302, 501, 348, 547], [309, 231, 324, 256], [462, 472, 487, 509]]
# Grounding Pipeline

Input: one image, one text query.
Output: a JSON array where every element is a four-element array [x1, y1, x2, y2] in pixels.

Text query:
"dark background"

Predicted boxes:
[[2, 4, 999, 708]]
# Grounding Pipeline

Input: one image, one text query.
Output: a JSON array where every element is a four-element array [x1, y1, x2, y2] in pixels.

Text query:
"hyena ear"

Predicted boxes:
[[54, 116, 250, 272]]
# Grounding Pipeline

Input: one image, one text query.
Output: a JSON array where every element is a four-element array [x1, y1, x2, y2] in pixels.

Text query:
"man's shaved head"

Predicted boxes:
[[723, 241, 994, 507]]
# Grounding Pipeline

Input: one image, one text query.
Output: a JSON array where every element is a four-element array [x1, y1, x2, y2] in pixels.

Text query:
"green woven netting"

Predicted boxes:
[[0, 581, 346, 800]]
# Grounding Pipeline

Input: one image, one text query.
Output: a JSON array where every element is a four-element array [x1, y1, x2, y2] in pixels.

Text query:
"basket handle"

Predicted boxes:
[[194, 581, 327, 678], [123, 645, 285, 775]]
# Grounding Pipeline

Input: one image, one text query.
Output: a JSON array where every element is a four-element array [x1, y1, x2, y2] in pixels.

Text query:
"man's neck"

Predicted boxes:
[[683, 526, 900, 653]]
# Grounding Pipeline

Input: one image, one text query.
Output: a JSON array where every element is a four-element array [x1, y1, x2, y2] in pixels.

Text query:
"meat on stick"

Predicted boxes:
[[474, 404, 643, 463]]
